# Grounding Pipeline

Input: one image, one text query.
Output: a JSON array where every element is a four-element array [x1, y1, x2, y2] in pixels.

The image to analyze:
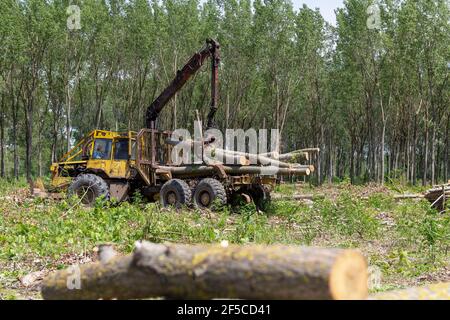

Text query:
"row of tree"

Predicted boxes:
[[0, 0, 449, 185]]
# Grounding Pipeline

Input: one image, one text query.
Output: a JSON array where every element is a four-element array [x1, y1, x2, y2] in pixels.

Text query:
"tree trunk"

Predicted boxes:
[[412, 114, 418, 185], [0, 93, 5, 178], [423, 106, 429, 186], [24, 98, 34, 184], [66, 84, 71, 152], [445, 115, 449, 182], [41, 242, 368, 300], [12, 101, 18, 179], [350, 140, 355, 184], [380, 122, 385, 185], [9, 74, 20, 179], [431, 126, 436, 185], [326, 134, 333, 184]]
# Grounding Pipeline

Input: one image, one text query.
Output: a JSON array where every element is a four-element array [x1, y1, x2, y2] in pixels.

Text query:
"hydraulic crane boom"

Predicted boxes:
[[146, 39, 220, 130]]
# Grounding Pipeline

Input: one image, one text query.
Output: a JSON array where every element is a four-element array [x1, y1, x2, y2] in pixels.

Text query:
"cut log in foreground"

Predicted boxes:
[[41, 241, 368, 300], [370, 282, 450, 300]]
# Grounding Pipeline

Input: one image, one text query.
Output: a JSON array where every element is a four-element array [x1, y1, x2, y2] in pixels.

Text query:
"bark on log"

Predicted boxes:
[[204, 147, 251, 166], [278, 153, 309, 162], [299, 148, 320, 154], [158, 165, 311, 177], [211, 148, 314, 170], [216, 148, 300, 168], [361, 194, 425, 200], [272, 193, 326, 201], [392, 194, 425, 200], [369, 283, 450, 300], [32, 189, 65, 200], [41, 242, 368, 300], [259, 151, 280, 158]]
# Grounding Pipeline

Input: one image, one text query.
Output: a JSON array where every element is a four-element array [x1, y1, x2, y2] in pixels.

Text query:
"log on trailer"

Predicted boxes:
[[41, 241, 368, 300], [277, 151, 309, 162], [158, 165, 312, 178], [206, 148, 308, 169]]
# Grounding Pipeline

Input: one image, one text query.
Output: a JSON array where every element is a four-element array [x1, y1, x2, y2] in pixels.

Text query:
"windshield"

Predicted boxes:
[[92, 139, 112, 160]]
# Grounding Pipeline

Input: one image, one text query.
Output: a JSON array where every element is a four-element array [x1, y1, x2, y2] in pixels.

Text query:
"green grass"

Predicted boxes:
[[0, 179, 449, 298], [0, 177, 28, 194]]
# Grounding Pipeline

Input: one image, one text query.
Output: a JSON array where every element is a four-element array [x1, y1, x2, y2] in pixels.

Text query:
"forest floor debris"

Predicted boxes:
[[0, 179, 449, 299]]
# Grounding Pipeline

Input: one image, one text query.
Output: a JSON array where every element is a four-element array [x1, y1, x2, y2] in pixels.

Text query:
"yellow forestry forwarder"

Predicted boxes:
[[50, 39, 313, 210]]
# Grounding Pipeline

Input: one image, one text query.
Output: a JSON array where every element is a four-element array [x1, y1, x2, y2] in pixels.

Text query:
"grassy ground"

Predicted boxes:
[[0, 179, 449, 299]]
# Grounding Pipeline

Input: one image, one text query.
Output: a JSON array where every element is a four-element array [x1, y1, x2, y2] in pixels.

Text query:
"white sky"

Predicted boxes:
[[200, 0, 345, 25], [293, 0, 344, 25]]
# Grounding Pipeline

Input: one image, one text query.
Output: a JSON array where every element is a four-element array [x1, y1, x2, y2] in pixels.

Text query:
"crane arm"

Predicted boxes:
[[146, 39, 220, 129]]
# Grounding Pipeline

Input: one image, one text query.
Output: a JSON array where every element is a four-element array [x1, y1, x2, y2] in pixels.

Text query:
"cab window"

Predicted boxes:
[[114, 140, 129, 160], [92, 139, 112, 160]]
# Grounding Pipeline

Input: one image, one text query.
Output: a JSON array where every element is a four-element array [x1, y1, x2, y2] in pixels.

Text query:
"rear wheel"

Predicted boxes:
[[68, 174, 110, 206], [193, 178, 227, 209], [160, 179, 192, 208]]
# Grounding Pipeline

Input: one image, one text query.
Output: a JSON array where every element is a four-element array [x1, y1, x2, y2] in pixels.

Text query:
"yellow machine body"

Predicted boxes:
[[50, 130, 137, 189]]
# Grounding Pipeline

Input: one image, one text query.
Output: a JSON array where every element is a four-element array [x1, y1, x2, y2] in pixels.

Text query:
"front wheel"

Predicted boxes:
[[68, 174, 110, 206]]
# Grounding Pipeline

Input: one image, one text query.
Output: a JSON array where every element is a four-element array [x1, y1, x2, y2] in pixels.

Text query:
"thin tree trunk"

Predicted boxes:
[[350, 141, 355, 184], [0, 93, 5, 178], [12, 98, 18, 179], [431, 126, 436, 185], [445, 115, 449, 182], [379, 88, 387, 185], [412, 114, 418, 185], [9, 69, 20, 179], [38, 133, 42, 177], [66, 84, 71, 152], [380, 125, 385, 185], [423, 107, 429, 186], [328, 133, 333, 184], [24, 96, 34, 184]]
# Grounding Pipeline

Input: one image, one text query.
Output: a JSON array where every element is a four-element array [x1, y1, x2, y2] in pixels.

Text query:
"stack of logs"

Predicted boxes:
[[201, 147, 318, 178], [424, 183, 450, 210], [166, 137, 317, 177]]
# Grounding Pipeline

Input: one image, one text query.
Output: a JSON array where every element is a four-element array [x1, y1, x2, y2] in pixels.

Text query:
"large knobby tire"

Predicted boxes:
[[193, 178, 227, 210], [160, 179, 192, 208], [68, 174, 110, 206]]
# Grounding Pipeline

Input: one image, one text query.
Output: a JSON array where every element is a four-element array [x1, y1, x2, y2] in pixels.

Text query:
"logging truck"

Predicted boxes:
[[50, 39, 314, 210]]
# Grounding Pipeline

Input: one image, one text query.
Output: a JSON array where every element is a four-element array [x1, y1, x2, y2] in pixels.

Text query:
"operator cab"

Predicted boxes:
[[81, 131, 136, 162]]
